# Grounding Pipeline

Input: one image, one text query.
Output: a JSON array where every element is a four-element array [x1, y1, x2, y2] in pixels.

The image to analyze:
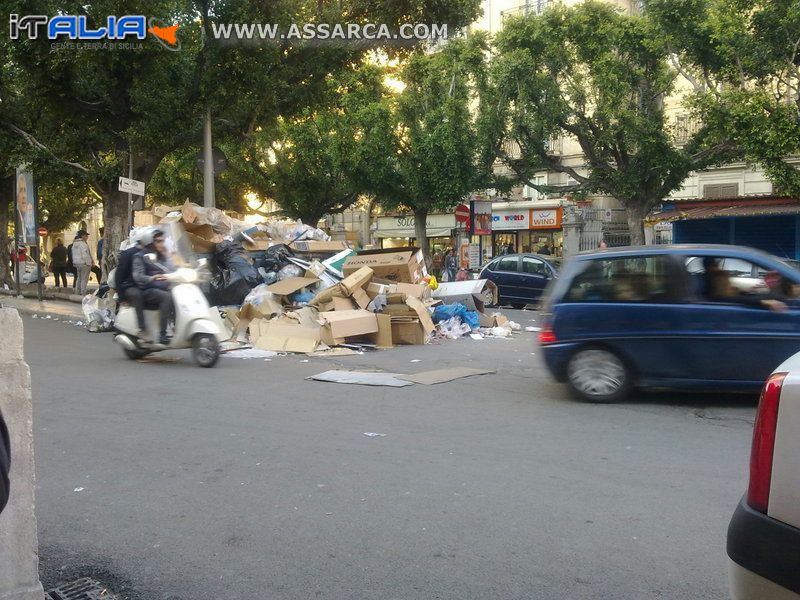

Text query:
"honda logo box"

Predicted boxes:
[[343, 247, 427, 284]]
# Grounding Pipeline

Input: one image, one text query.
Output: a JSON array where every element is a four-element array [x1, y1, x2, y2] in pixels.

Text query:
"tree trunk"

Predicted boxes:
[[0, 177, 12, 287], [100, 156, 158, 279], [624, 201, 649, 247], [413, 207, 430, 262]]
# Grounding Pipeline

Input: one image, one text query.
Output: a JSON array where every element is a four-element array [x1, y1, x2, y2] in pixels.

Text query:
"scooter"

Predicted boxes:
[[113, 258, 223, 367]]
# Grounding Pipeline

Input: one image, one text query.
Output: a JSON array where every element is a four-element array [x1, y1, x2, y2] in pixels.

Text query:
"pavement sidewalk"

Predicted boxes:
[[0, 295, 84, 320]]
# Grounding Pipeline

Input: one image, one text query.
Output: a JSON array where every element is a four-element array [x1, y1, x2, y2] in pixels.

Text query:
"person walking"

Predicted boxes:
[[93, 226, 104, 283], [71, 230, 94, 295], [50, 238, 69, 288], [442, 248, 458, 283]]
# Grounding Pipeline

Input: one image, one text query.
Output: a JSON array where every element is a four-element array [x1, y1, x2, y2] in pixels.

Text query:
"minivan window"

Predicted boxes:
[[564, 256, 685, 303]]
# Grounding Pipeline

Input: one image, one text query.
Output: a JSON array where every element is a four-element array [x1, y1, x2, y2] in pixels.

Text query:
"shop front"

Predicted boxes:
[[374, 213, 456, 255], [476, 205, 564, 260], [529, 207, 564, 255]]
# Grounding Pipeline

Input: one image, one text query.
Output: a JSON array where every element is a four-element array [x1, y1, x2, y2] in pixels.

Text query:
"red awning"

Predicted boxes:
[[648, 202, 800, 223]]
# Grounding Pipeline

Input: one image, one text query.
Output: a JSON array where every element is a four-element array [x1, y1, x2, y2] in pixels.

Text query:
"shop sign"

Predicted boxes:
[[531, 208, 563, 229], [376, 213, 456, 235], [491, 210, 530, 230]]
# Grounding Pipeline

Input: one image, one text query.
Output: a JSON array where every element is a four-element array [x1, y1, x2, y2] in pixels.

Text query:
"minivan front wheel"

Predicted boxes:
[[567, 347, 632, 403]]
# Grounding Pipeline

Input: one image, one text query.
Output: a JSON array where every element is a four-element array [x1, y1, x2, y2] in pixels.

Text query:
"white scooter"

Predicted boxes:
[[112, 258, 223, 367]]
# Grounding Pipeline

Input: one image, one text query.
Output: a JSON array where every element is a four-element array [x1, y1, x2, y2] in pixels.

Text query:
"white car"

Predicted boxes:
[[727, 352, 800, 599]]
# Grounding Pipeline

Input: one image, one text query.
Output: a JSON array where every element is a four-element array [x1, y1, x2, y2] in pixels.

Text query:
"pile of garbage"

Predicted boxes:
[[136, 201, 519, 352], [221, 248, 517, 353]]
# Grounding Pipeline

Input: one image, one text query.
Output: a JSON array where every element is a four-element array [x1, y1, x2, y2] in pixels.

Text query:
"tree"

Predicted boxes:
[[491, 1, 737, 244], [366, 35, 494, 259], [2, 0, 482, 276], [647, 0, 800, 196]]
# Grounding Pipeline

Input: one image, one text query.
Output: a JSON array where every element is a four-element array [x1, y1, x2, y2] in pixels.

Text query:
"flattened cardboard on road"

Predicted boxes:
[[307, 370, 414, 387], [397, 367, 495, 385]]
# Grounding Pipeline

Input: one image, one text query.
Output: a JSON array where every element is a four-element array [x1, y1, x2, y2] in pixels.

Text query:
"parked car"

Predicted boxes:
[[727, 354, 800, 599], [479, 253, 561, 308], [538, 245, 800, 402]]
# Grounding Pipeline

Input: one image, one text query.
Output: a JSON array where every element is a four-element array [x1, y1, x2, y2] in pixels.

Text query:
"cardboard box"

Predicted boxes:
[[340, 266, 373, 296], [372, 314, 393, 348], [318, 309, 379, 346], [253, 319, 322, 353], [343, 247, 427, 284], [390, 320, 427, 345], [267, 276, 319, 300], [432, 280, 498, 312], [290, 240, 349, 253]]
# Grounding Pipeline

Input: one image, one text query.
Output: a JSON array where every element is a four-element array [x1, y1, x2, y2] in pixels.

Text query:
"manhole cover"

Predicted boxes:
[[46, 578, 120, 600]]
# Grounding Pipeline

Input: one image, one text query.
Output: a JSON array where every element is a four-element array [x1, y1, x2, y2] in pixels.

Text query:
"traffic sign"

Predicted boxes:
[[118, 176, 145, 196], [37, 227, 47, 237], [454, 203, 470, 223]]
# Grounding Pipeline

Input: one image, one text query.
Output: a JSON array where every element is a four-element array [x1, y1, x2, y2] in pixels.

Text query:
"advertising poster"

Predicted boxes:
[[470, 200, 492, 235], [15, 166, 37, 246]]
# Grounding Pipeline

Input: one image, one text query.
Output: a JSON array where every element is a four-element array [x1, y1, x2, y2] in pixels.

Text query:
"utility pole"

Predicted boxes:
[[203, 109, 215, 208]]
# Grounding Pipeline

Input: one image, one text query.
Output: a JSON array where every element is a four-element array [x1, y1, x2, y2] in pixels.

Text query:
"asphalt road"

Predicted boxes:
[[21, 308, 756, 600]]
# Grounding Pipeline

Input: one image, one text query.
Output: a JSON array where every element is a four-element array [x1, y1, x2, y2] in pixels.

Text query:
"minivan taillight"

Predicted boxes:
[[748, 372, 787, 513], [538, 326, 557, 345]]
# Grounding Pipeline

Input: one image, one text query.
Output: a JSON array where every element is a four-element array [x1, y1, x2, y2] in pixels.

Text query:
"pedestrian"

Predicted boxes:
[[442, 247, 458, 282], [538, 243, 551, 255], [599, 239, 608, 249], [94, 226, 104, 283], [50, 238, 69, 288], [71, 229, 94, 295], [506, 243, 516, 254]]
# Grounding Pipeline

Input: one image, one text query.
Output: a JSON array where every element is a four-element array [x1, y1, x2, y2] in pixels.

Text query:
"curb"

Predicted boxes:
[[0, 288, 86, 304]]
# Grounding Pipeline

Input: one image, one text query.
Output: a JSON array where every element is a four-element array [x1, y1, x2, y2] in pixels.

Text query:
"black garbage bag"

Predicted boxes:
[[209, 240, 260, 306], [261, 243, 294, 272]]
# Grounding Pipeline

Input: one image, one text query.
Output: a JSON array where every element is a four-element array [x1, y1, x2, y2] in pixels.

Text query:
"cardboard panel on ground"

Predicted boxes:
[[343, 247, 427, 284]]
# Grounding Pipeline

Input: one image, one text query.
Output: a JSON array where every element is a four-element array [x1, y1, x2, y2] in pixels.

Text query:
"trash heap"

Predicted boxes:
[[141, 200, 519, 352], [223, 249, 517, 353]]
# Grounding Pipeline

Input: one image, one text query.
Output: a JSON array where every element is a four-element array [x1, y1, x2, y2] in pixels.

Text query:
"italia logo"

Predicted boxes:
[[9, 15, 181, 50]]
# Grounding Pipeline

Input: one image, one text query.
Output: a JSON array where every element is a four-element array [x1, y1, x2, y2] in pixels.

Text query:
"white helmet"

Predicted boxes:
[[136, 227, 163, 246]]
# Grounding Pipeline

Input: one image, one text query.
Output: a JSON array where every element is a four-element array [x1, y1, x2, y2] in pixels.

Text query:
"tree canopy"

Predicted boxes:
[[491, 1, 737, 244]]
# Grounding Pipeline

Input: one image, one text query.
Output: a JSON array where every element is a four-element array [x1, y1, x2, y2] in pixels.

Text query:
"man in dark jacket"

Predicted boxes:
[[0, 411, 10, 514], [50, 238, 69, 288], [116, 237, 147, 336], [132, 230, 175, 345]]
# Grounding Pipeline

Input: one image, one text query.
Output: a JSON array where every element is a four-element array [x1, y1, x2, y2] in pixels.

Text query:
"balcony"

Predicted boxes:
[[500, 0, 551, 21]]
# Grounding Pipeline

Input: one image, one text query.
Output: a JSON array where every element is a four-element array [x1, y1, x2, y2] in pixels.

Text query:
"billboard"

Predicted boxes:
[[15, 167, 37, 246], [470, 200, 492, 235]]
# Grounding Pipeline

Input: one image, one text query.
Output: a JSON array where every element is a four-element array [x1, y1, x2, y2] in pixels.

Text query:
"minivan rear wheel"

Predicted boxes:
[[566, 347, 632, 403]]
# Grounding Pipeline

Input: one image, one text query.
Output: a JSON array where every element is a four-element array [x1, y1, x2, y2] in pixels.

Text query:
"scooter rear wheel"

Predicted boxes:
[[192, 333, 220, 368]]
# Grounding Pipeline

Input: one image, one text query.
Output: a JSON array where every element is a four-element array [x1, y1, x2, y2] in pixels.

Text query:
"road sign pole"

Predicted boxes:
[[203, 109, 215, 209]]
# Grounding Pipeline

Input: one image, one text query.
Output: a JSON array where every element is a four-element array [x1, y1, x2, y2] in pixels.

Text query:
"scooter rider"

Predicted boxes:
[[132, 229, 176, 345], [115, 231, 148, 339]]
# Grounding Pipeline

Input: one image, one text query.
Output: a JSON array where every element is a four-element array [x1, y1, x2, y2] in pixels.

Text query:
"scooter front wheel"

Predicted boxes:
[[192, 333, 220, 368]]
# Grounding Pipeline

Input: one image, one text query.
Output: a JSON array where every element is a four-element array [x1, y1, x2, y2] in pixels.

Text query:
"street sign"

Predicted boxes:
[[37, 227, 47, 237], [454, 203, 470, 223], [196, 147, 228, 175], [118, 176, 145, 196]]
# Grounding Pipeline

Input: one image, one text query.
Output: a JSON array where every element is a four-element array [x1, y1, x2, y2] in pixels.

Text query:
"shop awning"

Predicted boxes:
[[648, 200, 800, 223], [374, 227, 454, 239]]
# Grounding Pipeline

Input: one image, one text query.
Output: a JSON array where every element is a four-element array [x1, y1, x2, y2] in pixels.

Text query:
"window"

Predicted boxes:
[[687, 256, 772, 298], [522, 256, 548, 276], [703, 183, 739, 199], [721, 258, 754, 278], [497, 257, 519, 272], [565, 256, 684, 303]]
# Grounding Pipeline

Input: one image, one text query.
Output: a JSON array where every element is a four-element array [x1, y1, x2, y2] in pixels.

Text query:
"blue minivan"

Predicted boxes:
[[539, 245, 800, 402]]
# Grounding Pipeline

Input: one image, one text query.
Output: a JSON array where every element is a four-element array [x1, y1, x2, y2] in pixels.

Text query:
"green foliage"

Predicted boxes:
[[491, 1, 738, 242], [648, 0, 800, 195]]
